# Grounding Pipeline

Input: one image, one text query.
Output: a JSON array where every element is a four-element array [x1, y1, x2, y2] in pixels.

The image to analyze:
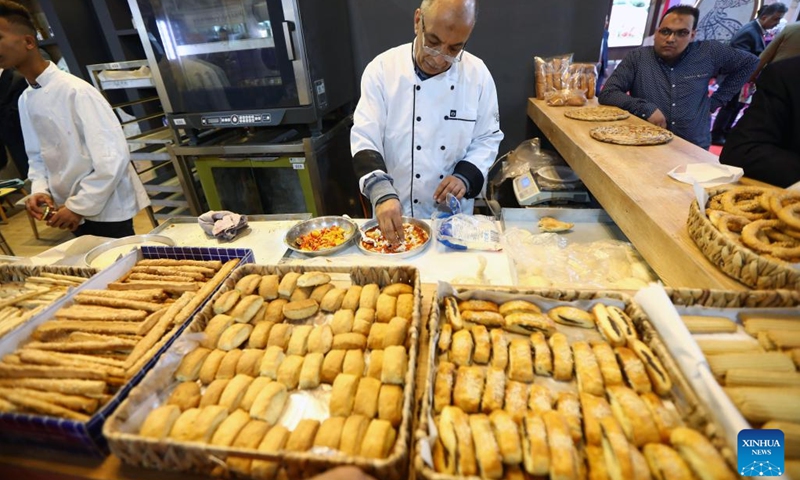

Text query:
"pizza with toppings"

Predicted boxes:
[[360, 223, 429, 254], [296, 225, 348, 251]]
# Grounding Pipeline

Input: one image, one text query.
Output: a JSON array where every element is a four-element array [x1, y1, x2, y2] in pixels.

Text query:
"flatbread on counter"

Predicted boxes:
[[564, 106, 630, 122], [589, 125, 674, 146]]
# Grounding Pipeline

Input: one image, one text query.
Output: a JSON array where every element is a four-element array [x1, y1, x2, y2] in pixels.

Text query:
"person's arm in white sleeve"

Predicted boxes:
[[64, 89, 132, 217], [453, 69, 503, 198], [18, 96, 48, 195]]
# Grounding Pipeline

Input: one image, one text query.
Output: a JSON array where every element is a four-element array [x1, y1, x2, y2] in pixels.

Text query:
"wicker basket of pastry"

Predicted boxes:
[[0, 246, 252, 455], [104, 264, 421, 479], [414, 284, 738, 480], [687, 185, 800, 290], [0, 264, 96, 340], [639, 287, 800, 477]]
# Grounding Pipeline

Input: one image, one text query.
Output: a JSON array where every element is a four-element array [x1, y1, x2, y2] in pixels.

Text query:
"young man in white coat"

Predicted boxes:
[[351, 0, 502, 245], [0, 1, 149, 238]]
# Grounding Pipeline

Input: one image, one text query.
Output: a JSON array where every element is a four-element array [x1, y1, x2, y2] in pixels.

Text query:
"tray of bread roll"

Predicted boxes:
[[103, 264, 421, 480], [415, 283, 739, 480], [0, 246, 253, 456], [634, 287, 800, 478], [0, 264, 96, 340]]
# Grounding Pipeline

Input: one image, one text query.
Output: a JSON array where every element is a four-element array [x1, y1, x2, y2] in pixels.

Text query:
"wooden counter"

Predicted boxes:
[[527, 98, 746, 290]]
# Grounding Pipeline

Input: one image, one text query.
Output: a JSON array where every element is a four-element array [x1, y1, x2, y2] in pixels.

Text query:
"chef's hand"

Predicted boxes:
[[47, 207, 83, 232], [25, 193, 55, 221], [647, 109, 667, 128], [375, 198, 404, 247], [307, 467, 377, 480], [434, 175, 467, 204]]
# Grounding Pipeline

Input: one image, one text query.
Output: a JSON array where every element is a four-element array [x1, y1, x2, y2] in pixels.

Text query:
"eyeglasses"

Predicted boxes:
[[657, 27, 692, 38], [419, 15, 466, 64]]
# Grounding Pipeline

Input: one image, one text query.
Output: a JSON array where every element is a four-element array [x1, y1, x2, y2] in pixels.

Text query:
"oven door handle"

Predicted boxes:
[[282, 21, 296, 61]]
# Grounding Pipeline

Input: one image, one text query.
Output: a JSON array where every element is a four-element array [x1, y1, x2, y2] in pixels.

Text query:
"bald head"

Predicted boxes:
[[420, 0, 477, 26]]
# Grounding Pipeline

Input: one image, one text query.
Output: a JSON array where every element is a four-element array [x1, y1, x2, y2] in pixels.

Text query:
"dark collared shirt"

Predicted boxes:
[[598, 41, 758, 149]]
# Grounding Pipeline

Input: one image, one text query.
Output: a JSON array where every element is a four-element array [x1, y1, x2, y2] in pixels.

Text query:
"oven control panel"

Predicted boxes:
[[199, 113, 274, 126]]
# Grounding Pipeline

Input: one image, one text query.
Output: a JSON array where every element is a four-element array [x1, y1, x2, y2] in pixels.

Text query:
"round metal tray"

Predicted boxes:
[[357, 216, 432, 259], [283, 216, 359, 257], [84, 234, 175, 268]]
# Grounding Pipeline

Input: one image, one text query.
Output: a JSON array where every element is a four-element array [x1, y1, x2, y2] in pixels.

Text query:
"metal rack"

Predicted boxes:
[[86, 60, 200, 226]]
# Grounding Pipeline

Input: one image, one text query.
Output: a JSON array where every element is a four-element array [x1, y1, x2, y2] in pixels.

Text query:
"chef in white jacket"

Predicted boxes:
[[351, 0, 502, 244], [0, 1, 149, 238]]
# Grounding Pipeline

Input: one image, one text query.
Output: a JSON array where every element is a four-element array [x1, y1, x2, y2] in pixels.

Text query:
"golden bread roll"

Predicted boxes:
[[225, 420, 270, 475], [286, 324, 313, 356], [441, 405, 477, 476], [378, 384, 404, 427], [359, 284, 380, 309], [361, 419, 397, 459], [640, 392, 682, 444], [444, 296, 464, 330], [463, 310, 505, 329], [606, 385, 660, 447], [396, 293, 414, 321], [572, 341, 604, 396], [381, 345, 407, 385], [599, 416, 633, 480], [643, 443, 694, 480], [631, 339, 671, 396], [547, 305, 595, 329], [282, 299, 319, 321], [219, 374, 254, 412], [339, 414, 370, 455], [290, 286, 312, 302], [471, 325, 491, 364], [168, 407, 202, 441], [367, 349, 384, 379], [383, 316, 409, 347], [585, 445, 609, 480], [504, 380, 529, 423], [239, 376, 272, 412], [285, 419, 320, 452], [202, 314, 234, 349], [469, 414, 503, 479], [615, 346, 652, 394], [258, 274, 279, 300], [309, 283, 335, 304], [331, 309, 355, 335], [321, 349, 346, 384], [548, 333, 573, 381], [200, 379, 230, 407], [557, 391, 583, 443], [236, 349, 265, 377], [434, 361, 457, 414], [247, 321, 274, 349], [276, 354, 304, 389], [174, 347, 211, 382], [376, 293, 397, 323], [330, 374, 360, 416], [450, 329, 474, 366], [210, 408, 250, 447], [216, 349, 244, 380], [235, 274, 262, 295], [320, 287, 347, 313], [480, 367, 506, 413], [488, 328, 507, 370], [580, 392, 613, 446], [277, 272, 301, 299], [341, 285, 362, 311], [542, 411, 581, 480], [307, 324, 333, 354], [499, 300, 541, 316], [509, 338, 535, 383], [594, 303, 626, 347], [266, 323, 293, 350], [343, 349, 365, 377], [670, 427, 735, 480], [453, 366, 485, 413], [367, 323, 387, 350], [489, 409, 522, 465], [167, 381, 202, 411], [530, 332, 553, 376], [505, 312, 557, 337], [592, 341, 624, 386], [198, 349, 227, 385], [528, 384, 553, 414], [630, 446, 652, 480], [218, 324, 253, 351], [438, 324, 453, 355], [521, 412, 549, 476], [214, 290, 240, 315], [332, 332, 367, 350], [249, 381, 288, 425], [296, 271, 330, 288], [250, 425, 290, 478], [140, 404, 181, 438], [314, 416, 346, 449], [259, 345, 285, 380], [298, 352, 324, 389], [353, 376, 381, 418], [382, 282, 413, 296], [264, 298, 287, 323], [230, 295, 265, 323], [459, 300, 499, 313]]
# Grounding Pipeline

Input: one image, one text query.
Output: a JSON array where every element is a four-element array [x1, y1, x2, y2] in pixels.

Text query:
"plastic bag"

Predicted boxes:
[[545, 88, 587, 107], [534, 53, 573, 100], [433, 194, 502, 251], [566, 63, 598, 100]]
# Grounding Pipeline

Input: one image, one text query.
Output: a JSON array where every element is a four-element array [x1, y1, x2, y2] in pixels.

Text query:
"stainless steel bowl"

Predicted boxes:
[[357, 216, 432, 259], [84, 234, 175, 268], [283, 216, 359, 257]]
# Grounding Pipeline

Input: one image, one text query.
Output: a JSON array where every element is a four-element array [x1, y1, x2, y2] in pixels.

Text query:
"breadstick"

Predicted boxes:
[[137, 309, 166, 336], [17, 349, 125, 377], [0, 288, 50, 309], [25, 277, 81, 287], [126, 325, 179, 378], [24, 339, 135, 353], [39, 272, 89, 284], [127, 273, 206, 284], [55, 305, 148, 322], [130, 265, 215, 278], [174, 259, 240, 326], [136, 259, 222, 269], [107, 281, 199, 293], [0, 378, 106, 395], [0, 390, 90, 421], [125, 292, 193, 370], [0, 387, 98, 413], [21, 349, 125, 368], [0, 363, 107, 380], [33, 320, 138, 340], [79, 289, 167, 301]]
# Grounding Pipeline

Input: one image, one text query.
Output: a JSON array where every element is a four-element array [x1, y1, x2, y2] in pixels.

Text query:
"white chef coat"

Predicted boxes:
[[352, 42, 503, 219], [19, 62, 150, 222]]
